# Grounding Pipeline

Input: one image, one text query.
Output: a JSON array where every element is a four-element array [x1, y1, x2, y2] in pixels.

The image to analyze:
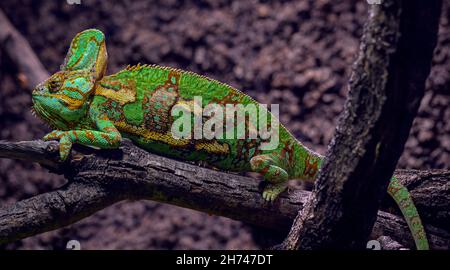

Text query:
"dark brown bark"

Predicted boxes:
[[282, 0, 442, 250], [0, 1, 446, 250], [0, 139, 449, 249]]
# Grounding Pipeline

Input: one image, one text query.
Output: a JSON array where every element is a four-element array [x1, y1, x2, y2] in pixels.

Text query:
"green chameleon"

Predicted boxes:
[[31, 29, 429, 250]]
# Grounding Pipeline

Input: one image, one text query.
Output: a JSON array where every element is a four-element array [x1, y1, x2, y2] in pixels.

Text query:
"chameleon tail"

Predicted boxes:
[[387, 176, 429, 250]]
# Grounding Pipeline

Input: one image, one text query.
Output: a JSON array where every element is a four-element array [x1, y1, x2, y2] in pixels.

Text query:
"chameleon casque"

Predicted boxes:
[[31, 29, 429, 250]]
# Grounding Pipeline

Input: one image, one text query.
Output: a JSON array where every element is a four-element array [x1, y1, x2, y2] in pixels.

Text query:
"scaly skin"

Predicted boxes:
[[31, 29, 429, 250]]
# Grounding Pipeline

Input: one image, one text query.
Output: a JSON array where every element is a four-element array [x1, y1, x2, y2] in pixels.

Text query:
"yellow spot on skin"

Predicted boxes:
[[45, 93, 84, 110], [95, 82, 136, 105], [114, 121, 190, 146], [195, 142, 230, 155], [95, 41, 108, 80], [85, 131, 95, 142]]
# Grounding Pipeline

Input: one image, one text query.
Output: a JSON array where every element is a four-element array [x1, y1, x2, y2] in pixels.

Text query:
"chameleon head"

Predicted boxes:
[[32, 28, 107, 131], [32, 69, 95, 130]]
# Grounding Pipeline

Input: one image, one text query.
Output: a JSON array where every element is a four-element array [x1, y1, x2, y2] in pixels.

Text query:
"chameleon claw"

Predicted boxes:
[[43, 131, 73, 161], [262, 191, 269, 202], [262, 183, 287, 203], [262, 188, 276, 203]]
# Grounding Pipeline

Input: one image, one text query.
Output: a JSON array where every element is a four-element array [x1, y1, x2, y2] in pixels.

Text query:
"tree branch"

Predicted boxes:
[[0, 2, 446, 250], [0, 8, 49, 88], [0, 139, 448, 249], [282, 0, 442, 249]]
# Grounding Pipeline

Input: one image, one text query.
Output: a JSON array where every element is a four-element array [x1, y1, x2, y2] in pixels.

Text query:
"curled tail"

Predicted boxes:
[[387, 177, 429, 250]]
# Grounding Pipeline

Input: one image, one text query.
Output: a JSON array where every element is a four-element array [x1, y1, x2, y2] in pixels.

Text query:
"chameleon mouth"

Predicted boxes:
[[31, 101, 63, 130], [31, 103, 54, 130]]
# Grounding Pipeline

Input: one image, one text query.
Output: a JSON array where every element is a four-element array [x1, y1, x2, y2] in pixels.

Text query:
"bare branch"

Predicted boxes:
[[0, 8, 49, 88], [0, 181, 122, 245], [0, 140, 60, 170], [0, 139, 448, 249], [0, 3, 446, 250]]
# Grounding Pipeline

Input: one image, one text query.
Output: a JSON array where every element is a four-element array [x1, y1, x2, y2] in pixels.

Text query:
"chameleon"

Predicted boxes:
[[31, 29, 429, 250]]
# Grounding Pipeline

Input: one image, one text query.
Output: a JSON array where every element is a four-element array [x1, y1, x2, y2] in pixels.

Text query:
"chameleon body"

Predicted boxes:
[[31, 29, 429, 250]]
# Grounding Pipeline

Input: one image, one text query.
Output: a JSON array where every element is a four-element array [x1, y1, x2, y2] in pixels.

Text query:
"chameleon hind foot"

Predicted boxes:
[[250, 154, 289, 202], [262, 182, 288, 202]]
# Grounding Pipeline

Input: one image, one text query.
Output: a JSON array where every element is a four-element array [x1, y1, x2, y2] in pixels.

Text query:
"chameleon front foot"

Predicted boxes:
[[43, 130, 73, 161], [262, 182, 287, 202]]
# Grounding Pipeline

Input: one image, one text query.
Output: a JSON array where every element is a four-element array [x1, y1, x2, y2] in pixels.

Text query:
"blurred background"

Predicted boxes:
[[0, 0, 448, 249]]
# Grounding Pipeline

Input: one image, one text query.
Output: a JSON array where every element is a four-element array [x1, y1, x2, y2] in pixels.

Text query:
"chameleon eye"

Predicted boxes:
[[48, 80, 61, 93]]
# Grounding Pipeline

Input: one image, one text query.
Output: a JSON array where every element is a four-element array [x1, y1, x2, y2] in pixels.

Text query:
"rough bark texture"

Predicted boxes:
[[0, 139, 449, 249], [282, 0, 442, 250], [0, 1, 446, 250]]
